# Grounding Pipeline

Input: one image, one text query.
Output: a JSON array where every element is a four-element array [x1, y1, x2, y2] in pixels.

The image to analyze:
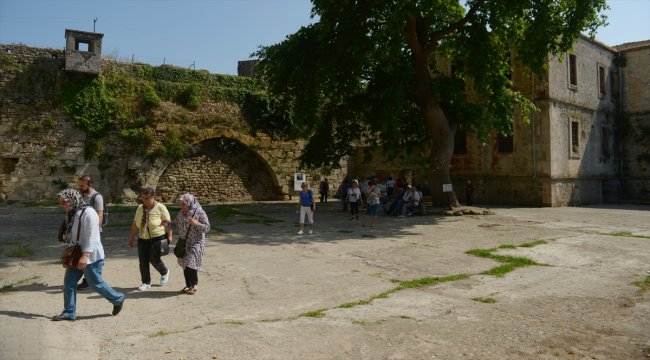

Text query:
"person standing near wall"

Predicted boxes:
[[52, 189, 124, 321], [296, 182, 315, 235], [347, 180, 362, 220], [128, 188, 172, 291], [76, 175, 104, 291], [319, 178, 330, 203]]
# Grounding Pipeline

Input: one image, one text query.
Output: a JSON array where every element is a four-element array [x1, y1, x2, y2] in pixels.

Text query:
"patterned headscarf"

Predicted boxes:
[[177, 193, 202, 213], [58, 188, 86, 211], [58, 188, 88, 243]]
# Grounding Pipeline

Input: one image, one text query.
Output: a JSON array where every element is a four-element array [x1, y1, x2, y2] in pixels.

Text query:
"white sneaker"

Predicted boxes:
[[138, 283, 151, 291], [160, 270, 170, 285], [298, 230, 304, 235], [308, 229, 313, 235]]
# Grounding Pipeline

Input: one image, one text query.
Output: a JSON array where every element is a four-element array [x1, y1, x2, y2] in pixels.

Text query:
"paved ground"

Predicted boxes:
[[0, 202, 648, 359]]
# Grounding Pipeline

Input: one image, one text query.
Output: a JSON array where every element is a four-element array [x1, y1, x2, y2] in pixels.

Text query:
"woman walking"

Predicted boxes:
[[53, 189, 124, 321], [163, 193, 210, 295], [128, 188, 172, 291]]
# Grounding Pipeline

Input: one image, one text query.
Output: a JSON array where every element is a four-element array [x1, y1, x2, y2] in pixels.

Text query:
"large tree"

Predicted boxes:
[[256, 0, 607, 207]]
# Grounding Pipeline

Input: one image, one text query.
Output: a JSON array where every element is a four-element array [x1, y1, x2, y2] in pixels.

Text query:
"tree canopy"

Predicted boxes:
[[256, 0, 607, 206]]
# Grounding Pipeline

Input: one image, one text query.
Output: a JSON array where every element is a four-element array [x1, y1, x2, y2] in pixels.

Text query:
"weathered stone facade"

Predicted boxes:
[[347, 36, 649, 206], [616, 41, 650, 201], [0, 44, 346, 204]]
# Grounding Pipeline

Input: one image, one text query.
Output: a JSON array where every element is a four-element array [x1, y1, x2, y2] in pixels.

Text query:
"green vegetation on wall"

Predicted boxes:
[[59, 75, 116, 138]]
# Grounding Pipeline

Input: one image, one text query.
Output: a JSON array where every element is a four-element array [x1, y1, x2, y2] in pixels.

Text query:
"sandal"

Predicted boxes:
[[186, 287, 197, 295], [180, 287, 191, 294]]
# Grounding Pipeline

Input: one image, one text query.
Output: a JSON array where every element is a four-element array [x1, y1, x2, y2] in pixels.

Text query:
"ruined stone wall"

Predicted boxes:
[[0, 44, 348, 204]]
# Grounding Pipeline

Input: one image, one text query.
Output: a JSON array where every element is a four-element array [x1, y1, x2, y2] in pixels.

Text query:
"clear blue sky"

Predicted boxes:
[[1, 0, 648, 75]]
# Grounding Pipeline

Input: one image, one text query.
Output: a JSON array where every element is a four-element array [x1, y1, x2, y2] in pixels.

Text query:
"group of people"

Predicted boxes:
[[53, 176, 210, 321], [294, 177, 427, 235]]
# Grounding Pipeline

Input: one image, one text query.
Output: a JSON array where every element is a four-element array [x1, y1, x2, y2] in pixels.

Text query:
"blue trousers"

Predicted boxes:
[[61, 260, 124, 319]]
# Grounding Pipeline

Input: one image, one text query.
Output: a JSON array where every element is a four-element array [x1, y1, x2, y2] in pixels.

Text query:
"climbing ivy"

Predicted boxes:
[[59, 75, 116, 138]]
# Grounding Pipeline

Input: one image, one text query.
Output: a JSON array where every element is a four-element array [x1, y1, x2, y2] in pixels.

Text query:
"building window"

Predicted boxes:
[[498, 134, 513, 153], [568, 53, 578, 89], [601, 126, 609, 158], [610, 69, 620, 101], [598, 64, 606, 97], [453, 130, 467, 155], [570, 121, 580, 157], [75, 40, 92, 52]]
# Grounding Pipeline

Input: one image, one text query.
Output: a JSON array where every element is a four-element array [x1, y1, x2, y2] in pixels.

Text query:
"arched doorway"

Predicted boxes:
[[156, 137, 281, 203]]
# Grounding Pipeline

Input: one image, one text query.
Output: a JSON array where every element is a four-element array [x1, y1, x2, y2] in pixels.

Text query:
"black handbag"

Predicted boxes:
[[61, 208, 87, 268], [173, 210, 196, 259], [173, 238, 186, 258], [160, 241, 170, 256]]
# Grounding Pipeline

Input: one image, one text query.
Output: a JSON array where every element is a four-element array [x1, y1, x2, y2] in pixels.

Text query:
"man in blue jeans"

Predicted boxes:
[[52, 189, 124, 321]]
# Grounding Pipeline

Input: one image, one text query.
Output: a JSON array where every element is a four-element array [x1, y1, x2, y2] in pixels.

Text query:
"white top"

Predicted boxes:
[[68, 207, 104, 264]]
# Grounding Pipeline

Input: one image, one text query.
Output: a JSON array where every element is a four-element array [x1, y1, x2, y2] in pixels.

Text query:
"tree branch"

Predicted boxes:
[[424, 0, 486, 56]]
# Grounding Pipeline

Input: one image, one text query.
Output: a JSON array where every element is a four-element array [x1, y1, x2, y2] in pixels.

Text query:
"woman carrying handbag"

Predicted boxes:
[[163, 193, 210, 295]]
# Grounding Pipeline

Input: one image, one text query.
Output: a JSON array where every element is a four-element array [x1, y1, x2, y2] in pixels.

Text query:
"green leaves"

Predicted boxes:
[[60, 75, 116, 138], [256, 0, 607, 171]]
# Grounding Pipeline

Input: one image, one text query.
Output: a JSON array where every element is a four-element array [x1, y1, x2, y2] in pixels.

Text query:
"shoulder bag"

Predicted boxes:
[[61, 208, 87, 268], [173, 209, 196, 258]]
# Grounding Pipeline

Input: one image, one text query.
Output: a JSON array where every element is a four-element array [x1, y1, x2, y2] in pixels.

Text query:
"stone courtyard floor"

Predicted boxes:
[[0, 202, 648, 359]]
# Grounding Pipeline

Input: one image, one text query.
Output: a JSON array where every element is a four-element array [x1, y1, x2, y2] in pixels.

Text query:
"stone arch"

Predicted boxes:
[[155, 133, 284, 203]]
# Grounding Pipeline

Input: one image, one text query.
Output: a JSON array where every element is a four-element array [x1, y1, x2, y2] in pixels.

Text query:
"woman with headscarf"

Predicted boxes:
[[163, 193, 210, 295], [53, 189, 124, 321]]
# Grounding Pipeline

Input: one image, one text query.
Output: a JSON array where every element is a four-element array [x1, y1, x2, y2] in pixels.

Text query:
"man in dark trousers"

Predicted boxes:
[[319, 178, 330, 203]]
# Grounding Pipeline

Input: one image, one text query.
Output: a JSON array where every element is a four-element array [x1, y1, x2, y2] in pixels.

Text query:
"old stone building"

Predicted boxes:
[[351, 35, 649, 206]]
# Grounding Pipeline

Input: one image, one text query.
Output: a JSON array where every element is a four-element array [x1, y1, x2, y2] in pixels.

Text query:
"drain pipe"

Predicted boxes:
[[531, 71, 537, 178]]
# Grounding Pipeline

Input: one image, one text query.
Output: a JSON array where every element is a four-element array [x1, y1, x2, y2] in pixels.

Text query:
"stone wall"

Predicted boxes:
[[0, 44, 348, 204], [619, 42, 650, 201], [156, 138, 280, 203]]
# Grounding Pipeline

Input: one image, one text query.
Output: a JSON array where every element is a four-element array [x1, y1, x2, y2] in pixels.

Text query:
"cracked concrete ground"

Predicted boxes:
[[0, 202, 648, 359]]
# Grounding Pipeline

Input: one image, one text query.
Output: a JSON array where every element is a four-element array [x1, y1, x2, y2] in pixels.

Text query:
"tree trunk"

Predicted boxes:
[[406, 18, 461, 209], [423, 105, 461, 209]]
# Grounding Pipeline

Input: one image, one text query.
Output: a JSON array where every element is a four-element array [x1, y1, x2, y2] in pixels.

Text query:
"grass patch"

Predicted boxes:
[[8, 244, 33, 258], [465, 248, 496, 258], [466, 243, 540, 277], [631, 276, 650, 292], [258, 318, 282, 323], [398, 274, 469, 289], [519, 240, 548, 247], [1, 276, 41, 293], [338, 299, 372, 308], [497, 244, 517, 249], [299, 309, 327, 318], [472, 297, 497, 303], [606, 231, 650, 239], [225, 320, 245, 325], [148, 330, 169, 338], [207, 205, 282, 226]]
